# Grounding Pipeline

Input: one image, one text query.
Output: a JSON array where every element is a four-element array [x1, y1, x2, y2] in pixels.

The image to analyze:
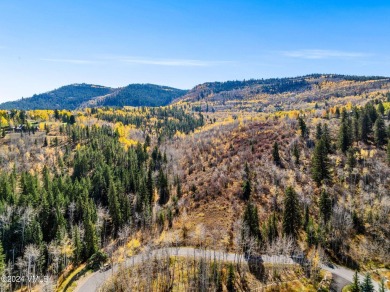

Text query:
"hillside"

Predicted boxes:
[[81, 84, 188, 108], [0, 75, 389, 291], [175, 74, 390, 113], [0, 83, 188, 110], [0, 84, 113, 110]]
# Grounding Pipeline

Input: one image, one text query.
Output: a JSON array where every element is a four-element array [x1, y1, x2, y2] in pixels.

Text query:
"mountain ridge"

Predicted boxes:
[[1, 74, 389, 110], [0, 83, 188, 110]]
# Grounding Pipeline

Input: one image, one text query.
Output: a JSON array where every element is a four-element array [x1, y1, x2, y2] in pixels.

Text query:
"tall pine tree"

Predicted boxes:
[[374, 115, 386, 146], [282, 186, 301, 238], [319, 190, 332, 224], [243, 201, 261, 241], [311, 139, 331, 186], [338, 119, 351, 153], [272, 142, 281, 166]]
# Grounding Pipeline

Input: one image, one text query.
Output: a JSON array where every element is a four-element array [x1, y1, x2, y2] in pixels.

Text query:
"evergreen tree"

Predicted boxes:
[[311, 139, 331, 186], [73, 227, 83, 263], [321, 123, 332, 154], [319, 190, 332, 224], [292, 143, 300, 164], [242, 163, 251, 200], [359, 112, 370, 143], [54, 109, 60, 120], [338, 119, 351, 153], [335, 107, 340, 118], [303, 204, 309, 229], [360, 274, 374, 292], [107, 179, 122, 231], [243, 201, 261, 241], [272, 142, 281, 166], [83, 203, 98, 258], [350, 271, 360, 292], [146, 166, 154, 205], [374, 115, 387, 146], [226, 264, 235, 292], [352, 115, 359, 143], [315, 123, 323, 140], [298, 116, 308, 138], [282, 186, 301, 238], [266, 212, 278, 242], [69, 115, 76, 125], [158, 169, 170, 205], [242, 180, 251, 201], [378, 101, 385, 116], [347, 148, 357, 169]]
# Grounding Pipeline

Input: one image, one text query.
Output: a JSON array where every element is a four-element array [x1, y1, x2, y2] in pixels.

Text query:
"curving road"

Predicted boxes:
[[74, 247, 380, 292], [321, 263, 380, 292]]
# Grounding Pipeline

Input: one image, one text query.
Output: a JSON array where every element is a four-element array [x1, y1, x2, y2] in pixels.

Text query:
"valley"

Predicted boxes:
[[0, 75, 389, 291]]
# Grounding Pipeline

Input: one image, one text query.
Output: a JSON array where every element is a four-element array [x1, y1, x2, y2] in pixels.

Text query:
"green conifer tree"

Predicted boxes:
[[374, 115, 386, 146], [350, 271, 360, 292], [360, 274, 374, 292], [316, 123, 323, 140], [227, 264, 235, 291], [359, 112, 370, 143], [292, 143, 300, 164], [311, 139, 331, 186], [321, 123, 332, 154], [243, 201, 261, 241], [338, 119, 351, 153], [282, 186, 301, 238], [319, 190, 332, 224], [272, 142, 281, 166], [298, 116, 308, 138]]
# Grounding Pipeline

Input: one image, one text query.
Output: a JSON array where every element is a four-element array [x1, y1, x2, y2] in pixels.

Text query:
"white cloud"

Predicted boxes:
[[41, 58, 96, 64], [281, 49, 370, 60], [40, 56, 232, 67], [117, 56, 231, 67]]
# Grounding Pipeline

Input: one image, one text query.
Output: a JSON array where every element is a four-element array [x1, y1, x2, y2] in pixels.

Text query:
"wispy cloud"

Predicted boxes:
[[41, 58, 96, 64], [40, 56, 233, 67], [281, 49, 371, 60], [117, 56, 231, 67]]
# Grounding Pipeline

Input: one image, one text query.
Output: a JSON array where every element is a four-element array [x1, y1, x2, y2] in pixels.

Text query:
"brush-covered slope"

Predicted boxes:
[[175, 74, 390, 112]]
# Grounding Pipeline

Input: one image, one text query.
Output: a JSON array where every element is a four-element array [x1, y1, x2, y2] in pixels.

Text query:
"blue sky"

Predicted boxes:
[[1, 0, 390, 102]]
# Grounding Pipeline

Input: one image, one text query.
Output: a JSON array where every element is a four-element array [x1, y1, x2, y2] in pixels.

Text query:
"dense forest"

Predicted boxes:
[[0, 84, 188, 111], [94, 84, 187, 108]]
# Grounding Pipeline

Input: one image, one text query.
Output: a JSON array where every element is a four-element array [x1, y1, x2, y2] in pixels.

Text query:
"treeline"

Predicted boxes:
[[192, 74, 389, 100], [96, 106, 204, 139]]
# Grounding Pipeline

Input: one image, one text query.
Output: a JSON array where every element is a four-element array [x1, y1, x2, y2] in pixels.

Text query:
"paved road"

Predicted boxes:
[[321, 263, 380, 292], [74, 247, 295, 292], [74, 247, 380, 292]]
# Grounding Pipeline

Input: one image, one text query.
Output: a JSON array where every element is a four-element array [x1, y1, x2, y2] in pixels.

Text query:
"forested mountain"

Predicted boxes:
[[0, 84, 113, 110], [0, 84, 187, 110], [81, 84, 187, 108]]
